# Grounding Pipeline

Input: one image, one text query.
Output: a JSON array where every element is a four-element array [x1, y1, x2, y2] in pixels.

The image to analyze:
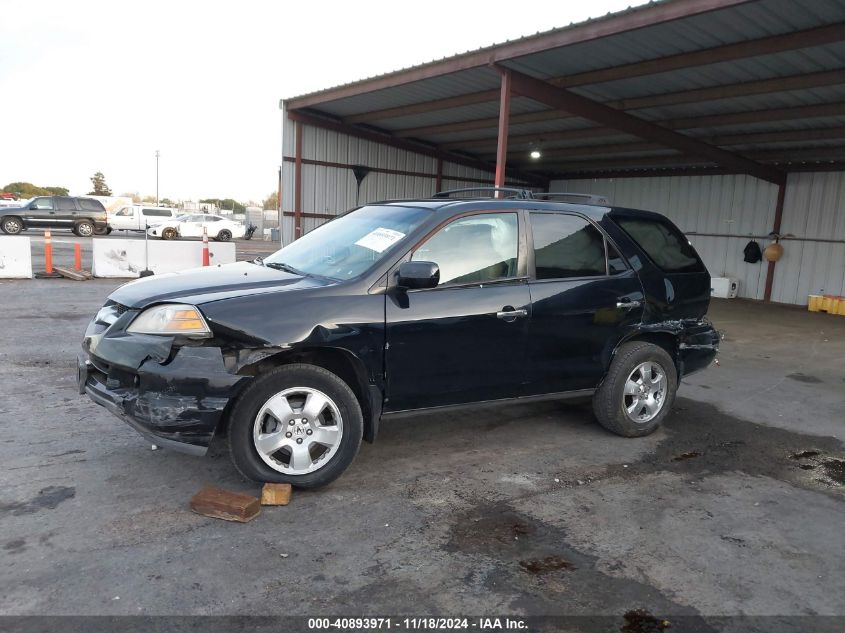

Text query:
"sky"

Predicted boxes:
[[0, 0, 644, 203]]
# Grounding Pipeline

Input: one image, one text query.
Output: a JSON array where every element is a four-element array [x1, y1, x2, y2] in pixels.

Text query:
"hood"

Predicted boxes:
[[108, 261, 334, 309]]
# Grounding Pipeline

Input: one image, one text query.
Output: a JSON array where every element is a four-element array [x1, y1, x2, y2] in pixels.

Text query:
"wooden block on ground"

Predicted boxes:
[[190, 486, 261, 522], [53, 266, 90, 281], [261, 483, 292, 506]]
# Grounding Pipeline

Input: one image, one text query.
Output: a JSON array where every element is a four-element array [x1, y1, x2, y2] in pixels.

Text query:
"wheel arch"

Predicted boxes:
[[608, 329, 681, 379], [223, 346, 380, 443]]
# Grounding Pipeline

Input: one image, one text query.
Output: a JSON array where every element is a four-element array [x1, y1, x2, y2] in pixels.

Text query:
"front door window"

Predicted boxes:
[[411, 213, 519, 285]]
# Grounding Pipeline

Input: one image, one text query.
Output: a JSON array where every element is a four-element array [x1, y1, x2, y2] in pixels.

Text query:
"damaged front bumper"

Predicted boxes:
[[78, 307, 250, 455]]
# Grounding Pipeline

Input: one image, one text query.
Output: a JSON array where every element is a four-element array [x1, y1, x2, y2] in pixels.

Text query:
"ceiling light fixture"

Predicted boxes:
[[530, 150, 542, 159]]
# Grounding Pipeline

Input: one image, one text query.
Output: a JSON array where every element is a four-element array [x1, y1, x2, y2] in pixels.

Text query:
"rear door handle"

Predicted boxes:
[[616, 300, 642, 309], [497, 306, 528, 321]]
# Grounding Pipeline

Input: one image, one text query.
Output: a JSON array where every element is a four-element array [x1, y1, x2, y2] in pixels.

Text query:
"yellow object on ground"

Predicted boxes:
[[809, 294, 845, 315]]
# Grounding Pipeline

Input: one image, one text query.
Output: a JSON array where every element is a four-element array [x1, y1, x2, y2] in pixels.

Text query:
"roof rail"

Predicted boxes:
[[532, 192, 610, 205], [433, 187, 533, 200], [432, 187, 611, 205]]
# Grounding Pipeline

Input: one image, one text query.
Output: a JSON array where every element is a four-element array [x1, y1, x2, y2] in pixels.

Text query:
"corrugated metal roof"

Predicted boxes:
[[287, 0, 845, 179]]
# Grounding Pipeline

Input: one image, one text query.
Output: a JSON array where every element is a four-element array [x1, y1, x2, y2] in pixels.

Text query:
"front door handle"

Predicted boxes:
[[616, 299, 642, 309], [496, 306, 528, 321]]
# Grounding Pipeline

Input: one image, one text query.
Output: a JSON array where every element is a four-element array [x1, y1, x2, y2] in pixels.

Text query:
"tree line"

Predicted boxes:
[[3, 172, 280, 211]]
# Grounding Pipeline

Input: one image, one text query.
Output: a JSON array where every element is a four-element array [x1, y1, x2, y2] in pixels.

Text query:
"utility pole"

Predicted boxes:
[[155, 150, 160, 205]]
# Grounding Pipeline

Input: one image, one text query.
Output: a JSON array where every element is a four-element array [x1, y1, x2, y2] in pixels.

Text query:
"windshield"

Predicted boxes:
[[175, 214, 193, 221], [264, 205, 431, 280]]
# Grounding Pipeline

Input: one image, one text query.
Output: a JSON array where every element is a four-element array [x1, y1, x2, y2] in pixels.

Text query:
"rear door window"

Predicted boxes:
[[530, 213, 607, 279], [55, 197, 77, 211], [615, 216, 703, 273]]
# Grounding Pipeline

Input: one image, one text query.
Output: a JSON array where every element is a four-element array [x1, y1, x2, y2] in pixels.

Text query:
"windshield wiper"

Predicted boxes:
[[265, 261, 305, 275]]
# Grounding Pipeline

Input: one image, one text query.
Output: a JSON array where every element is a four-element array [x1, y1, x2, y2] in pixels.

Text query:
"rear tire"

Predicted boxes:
[[592, 341, 677, 437], [1, 216, 23, 235], [228, 364, 363, 488], [217, 229, 232, 242], [74, 220, 94, 237]]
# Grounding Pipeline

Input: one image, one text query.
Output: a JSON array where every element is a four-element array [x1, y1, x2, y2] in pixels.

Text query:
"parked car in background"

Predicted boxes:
[[79, 187, 719, 489], [109, 205, 181, 233], [0, 196, 108, 236], [146, 213, 245, 241]]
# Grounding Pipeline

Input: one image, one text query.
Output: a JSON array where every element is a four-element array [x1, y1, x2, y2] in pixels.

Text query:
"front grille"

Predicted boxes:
[[114, 303, 129, 316]]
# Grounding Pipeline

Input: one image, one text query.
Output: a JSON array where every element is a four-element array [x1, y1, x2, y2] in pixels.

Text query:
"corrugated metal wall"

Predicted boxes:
[[280, 115, 525, 245], [772, 171, 845, 304], [549, 172, 845, 305]]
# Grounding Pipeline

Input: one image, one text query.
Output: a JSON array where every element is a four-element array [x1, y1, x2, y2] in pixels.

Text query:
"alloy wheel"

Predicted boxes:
[[252, 387, 344, 475], [623, 361, 667, 423]]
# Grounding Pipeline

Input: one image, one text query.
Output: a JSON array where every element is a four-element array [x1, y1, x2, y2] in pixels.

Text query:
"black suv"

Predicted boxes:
[[78, 188, 719, 488], [1, 196, 108, 236]]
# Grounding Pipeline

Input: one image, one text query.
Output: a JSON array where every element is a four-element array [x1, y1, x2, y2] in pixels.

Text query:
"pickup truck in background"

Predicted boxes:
[[109, 205, 181, 233], [0, 196, 108, 236]]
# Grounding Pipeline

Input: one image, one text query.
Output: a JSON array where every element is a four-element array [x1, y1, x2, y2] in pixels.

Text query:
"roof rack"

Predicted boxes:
[[432, 187, 533, 200], [433, 187, 610, 205], [532, 192, 610, 205]]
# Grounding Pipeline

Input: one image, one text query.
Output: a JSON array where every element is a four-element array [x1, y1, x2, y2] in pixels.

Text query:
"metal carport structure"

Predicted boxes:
[[279, 0, 845, 304]]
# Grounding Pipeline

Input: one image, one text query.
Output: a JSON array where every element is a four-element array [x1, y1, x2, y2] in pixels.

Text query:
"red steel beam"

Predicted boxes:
[[343, 25, 845, 126], [502, 66, 785, 184], [409, 71, 845, 143], [495, 69, 512, 189], [285, 0, 753, 111], [539, 146, 845, 172], [294, 121, 303, 240], [550, 161, 845, 180], [503, 126, 845, 163], [286, 110, 546, 186], [764, 182, 787, 302]]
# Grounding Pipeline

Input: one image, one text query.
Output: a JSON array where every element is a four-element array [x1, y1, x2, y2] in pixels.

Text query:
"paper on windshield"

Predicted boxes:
[[354, 227, 405, 253]]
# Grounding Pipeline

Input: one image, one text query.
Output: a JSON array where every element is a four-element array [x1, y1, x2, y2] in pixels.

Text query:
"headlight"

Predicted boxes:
[[127, 304, 212, 337]]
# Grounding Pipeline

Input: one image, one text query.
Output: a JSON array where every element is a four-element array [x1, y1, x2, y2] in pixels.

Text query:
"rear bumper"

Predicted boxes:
[[78, 344, 250, 455], [678, 321, 720, 377]]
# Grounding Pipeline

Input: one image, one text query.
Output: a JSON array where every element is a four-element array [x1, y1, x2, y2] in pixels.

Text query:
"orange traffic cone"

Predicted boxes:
[[45, 229, 53, 273], [202, 227, 210, 266]]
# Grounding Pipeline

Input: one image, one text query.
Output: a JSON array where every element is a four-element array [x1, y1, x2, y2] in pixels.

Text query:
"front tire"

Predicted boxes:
[[217, 229, 232, 242], [161, 227, 177, 240], [592, 341, 677, 437], [228, 364, 363, 488], [1, 216, 23, 235]]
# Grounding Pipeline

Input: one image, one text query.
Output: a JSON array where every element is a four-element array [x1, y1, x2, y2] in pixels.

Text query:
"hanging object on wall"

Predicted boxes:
[[743, 240, 762, 263], [763, 232, 784, 262], [351, 165, 371, 205]]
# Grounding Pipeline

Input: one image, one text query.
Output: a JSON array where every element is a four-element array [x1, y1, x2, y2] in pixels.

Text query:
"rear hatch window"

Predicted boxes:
[[614, 216, 704, 273]]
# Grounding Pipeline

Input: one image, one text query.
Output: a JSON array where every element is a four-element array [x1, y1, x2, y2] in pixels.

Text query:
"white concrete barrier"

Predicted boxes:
[[92, 239, 236, 278], [0, 236, 33, 278]]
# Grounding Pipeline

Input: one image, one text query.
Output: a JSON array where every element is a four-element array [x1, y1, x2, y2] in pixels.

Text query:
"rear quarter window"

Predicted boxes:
[[614, 216, 703, 273]]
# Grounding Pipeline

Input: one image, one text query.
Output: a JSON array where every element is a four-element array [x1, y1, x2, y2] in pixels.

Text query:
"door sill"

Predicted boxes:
[[382, 389, 595, 419]]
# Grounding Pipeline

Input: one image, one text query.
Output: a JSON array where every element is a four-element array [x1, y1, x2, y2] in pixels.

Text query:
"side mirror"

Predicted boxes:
[[398, 261, 439, 290]]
